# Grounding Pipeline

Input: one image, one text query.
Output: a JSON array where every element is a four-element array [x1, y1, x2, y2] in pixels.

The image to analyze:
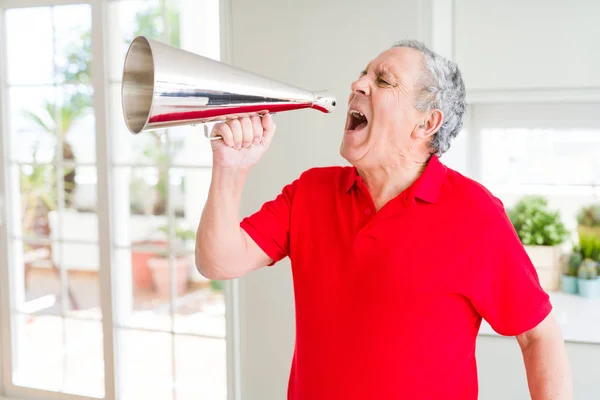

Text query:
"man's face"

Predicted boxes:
[[340, 47, 428, 168]]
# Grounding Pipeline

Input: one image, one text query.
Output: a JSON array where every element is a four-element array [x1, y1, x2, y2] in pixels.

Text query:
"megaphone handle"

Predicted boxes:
[[204, 124, 222, 141]]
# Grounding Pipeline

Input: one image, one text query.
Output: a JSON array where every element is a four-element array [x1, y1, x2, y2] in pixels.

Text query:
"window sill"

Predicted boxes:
[[478, 292, 600, 344]]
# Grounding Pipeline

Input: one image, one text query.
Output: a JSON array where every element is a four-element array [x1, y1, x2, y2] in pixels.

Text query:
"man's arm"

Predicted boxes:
[[195, 115, 276, 280], [196, 166, 273, 280], [516, 313, 573, 400]]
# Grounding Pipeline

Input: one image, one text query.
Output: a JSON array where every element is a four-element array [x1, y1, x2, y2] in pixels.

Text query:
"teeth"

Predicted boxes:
[[350, 110, 365, 119]]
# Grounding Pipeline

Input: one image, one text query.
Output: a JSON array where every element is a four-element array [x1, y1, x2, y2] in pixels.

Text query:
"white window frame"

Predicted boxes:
[[0, 0, 240, 399]]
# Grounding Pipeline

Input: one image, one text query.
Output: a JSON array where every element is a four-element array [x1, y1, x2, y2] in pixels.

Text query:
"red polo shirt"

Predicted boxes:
[[240, 155, 552, 400]]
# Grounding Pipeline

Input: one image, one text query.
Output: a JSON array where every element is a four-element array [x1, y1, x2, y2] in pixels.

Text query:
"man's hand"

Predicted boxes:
[[516, 313, 573, 399], [210, 113, 276, 169]]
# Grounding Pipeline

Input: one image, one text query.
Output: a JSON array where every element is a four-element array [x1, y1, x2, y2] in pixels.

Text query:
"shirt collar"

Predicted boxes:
[[342, 155, 447, 204]]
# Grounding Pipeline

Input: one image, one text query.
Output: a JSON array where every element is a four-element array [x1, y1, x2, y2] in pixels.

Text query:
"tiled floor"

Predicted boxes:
[[11, 269, 228, 399]]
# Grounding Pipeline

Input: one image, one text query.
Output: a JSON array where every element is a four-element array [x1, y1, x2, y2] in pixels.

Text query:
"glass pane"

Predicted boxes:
[[170, 168, 224, 336], [12, 315, 104, 397], [12, 314, 65, 391], [58, 240, 101, 320], [8, 86, 57, 163], [19, 165, 57, 238], [5, 7, 54, 85], [69, 165, 98, 212], [489, 187, 600, 239], [63, 319, 105, 397], [175, 336, 227, 400], [108, 0, 182, 81], [58, 85, 96, 164], [481, 128, 600, 186], [108, 83, 135, 164], [17, 239, 59, 315], [53, 4, 92, 85], [115, 246, 172, 332], [119, 329, 174, 400], [168, 126, 214, 167]]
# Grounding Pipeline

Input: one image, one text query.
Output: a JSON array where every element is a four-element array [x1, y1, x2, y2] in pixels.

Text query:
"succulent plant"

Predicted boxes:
[[567, 251, 582, 277], [578, 259, 598, 280], [577, 203, 600, 227]]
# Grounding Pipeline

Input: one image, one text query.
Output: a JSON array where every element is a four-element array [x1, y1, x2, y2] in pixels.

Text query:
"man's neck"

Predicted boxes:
[[357, 154, 430, 210]]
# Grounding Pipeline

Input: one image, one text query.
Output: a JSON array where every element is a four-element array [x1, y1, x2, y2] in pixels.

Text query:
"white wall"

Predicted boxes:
[[229, 0, 420, 398], [454, 0, 600, 91]]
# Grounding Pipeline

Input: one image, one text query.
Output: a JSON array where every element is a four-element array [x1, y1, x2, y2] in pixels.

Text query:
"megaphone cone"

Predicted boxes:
[[121, 36, 336, 136]]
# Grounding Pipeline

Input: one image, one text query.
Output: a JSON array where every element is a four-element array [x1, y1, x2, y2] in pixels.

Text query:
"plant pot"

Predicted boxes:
[[561, 275, 578, 294], [131, 240, 168, 292], [524, 245, 560, 291], [577, 278, 600, 298], [147, 256, 190, 298]]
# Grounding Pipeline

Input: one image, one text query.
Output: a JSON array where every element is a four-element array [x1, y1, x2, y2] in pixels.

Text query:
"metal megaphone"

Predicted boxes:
[[121, 36, 336, 139]]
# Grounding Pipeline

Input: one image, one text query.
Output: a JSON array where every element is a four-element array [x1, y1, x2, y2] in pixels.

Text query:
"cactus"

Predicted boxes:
[[577, 203, 600, 227], [567, 252, 582, 276], [578, 259, 598, 280]]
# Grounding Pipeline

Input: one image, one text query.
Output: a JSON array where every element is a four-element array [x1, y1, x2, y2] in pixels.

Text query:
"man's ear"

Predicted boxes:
[[413, 109, 444, 139]]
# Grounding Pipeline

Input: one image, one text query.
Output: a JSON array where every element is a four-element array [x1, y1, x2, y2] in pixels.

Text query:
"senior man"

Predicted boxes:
[[196, 40, 572, 399]]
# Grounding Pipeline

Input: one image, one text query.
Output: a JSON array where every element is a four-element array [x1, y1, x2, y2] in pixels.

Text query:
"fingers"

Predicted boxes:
[[251, 116, 263, 144], [212, 121, 234, 147], [261, 113, 276, 143], [240, 117, 253, 148], [211, 114, 274, 148]]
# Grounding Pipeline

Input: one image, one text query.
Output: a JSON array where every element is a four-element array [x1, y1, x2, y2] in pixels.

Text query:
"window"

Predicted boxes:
[[0, 1, 231, 399], [470, 103, 600, 235]]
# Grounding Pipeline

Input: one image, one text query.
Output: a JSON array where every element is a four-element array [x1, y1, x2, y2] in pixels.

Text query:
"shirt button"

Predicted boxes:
[[364, 209, 371, 216]]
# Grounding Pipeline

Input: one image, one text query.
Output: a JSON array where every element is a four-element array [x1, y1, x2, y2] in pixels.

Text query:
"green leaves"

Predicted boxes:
[[507, 195, 569, 246]]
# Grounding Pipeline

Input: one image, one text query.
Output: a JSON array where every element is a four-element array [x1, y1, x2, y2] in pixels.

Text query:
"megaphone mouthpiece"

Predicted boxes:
[[121, 36, 337, 135]]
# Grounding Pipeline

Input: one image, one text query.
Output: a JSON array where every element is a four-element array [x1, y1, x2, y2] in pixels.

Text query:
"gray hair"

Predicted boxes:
[[392, 40, 466, 156]]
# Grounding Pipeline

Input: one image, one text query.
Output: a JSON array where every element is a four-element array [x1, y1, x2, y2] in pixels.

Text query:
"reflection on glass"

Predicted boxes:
[[119, 329, 174, 400], [175, 336, 227, 400]]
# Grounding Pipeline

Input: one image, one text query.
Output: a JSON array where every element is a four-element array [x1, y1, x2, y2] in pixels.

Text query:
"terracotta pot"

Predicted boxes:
[[131, 241, 168, 291], [147, 256, 190, 297]]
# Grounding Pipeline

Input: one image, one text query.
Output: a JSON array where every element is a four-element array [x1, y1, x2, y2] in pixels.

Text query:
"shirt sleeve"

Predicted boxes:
[[240, 178, 299, 266], [466, 206, 553, 337]]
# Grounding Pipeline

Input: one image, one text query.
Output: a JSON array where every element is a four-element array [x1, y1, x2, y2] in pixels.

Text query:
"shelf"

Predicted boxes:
[[478, 292, 600, 344]]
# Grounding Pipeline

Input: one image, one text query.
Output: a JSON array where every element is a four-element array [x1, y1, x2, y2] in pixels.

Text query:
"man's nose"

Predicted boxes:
[[351, 77, 370, 96]]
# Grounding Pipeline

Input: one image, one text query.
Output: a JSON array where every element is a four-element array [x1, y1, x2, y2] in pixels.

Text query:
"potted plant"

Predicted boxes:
[[576, 203, 600, 239], [576, 233, 600, 298], [147, 224, 195, 298], [562, 249, 581, 294], [507, 195, 569, 291]]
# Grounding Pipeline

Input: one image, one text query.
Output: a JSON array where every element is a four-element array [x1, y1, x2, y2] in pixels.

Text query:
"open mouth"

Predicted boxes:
[[347, 109, 368, 132]]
